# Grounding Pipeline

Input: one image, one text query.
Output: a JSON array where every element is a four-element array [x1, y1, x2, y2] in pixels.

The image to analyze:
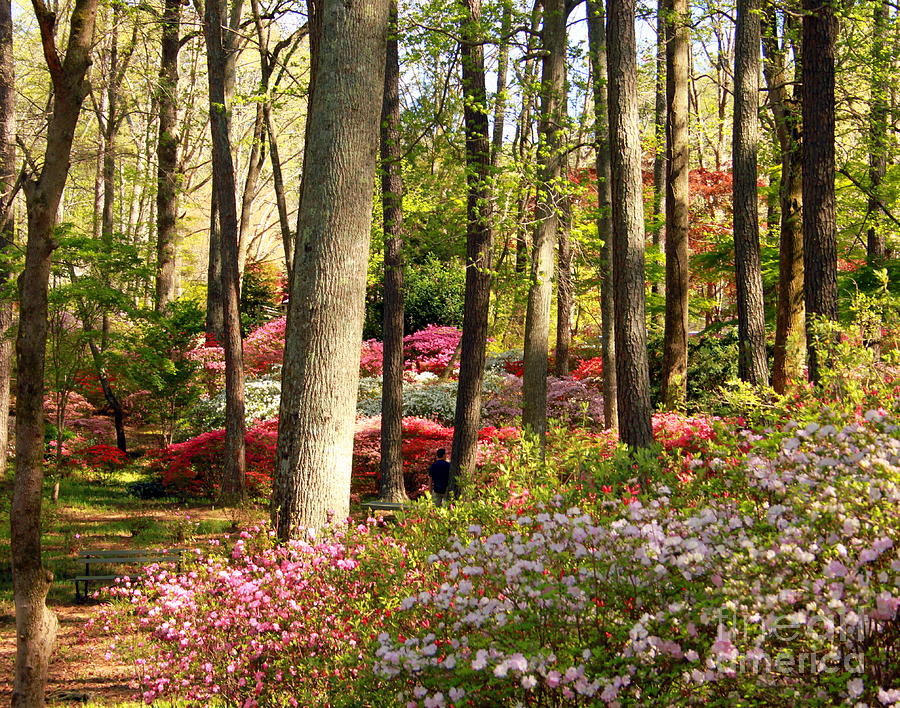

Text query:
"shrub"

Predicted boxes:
[[185, 375, 282, 435], [364, 257, 466, 338], [240, 261, 284, 333], [153, 419, 278, 498], [92, 523, 417, 707], [357, 380, 458, 424], [482, 374, 605, 428]]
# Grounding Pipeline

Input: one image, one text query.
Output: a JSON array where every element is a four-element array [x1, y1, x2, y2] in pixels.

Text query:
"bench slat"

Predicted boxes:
[[78, 549, 184, 558], [80, 557, 176, 565]]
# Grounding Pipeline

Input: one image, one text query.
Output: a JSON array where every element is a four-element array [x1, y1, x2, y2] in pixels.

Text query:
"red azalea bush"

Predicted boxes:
[[651, 412, 719, 454], [73, 444, 128, 472], [153, 419, 278, 497], [156, 415, 520, 501], [360, 339, 385, 377], [570, 356, 603, 381]]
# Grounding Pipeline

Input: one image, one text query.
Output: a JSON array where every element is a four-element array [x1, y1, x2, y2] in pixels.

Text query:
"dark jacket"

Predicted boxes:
[[428, 459, 450, 493]]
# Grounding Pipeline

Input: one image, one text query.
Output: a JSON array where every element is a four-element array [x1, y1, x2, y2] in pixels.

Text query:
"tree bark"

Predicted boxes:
[[273, 0, 388, 537], [732, 0, 769, 385], [205, 187, 224, 341], [867, 0, 889, 263], [204, 0, 247, 500], [587, 0, 617, 431], [660, 0, 690, 408], [491, 1, 511, 169], [238, 102, 266, 279], [522, 0, 565, 442], [802, 0, 837, 384], [762, 5, 804, 394], [14, 0, 98, 702], [554, 192, 573, 376], [155, 0, 181, 311], [249, 0, 297, 281], [0, 0, 14, 474], [651, 0, 666, 319], [379, 0, 407, 503], [448, 0, 493, 489], [607, 0, 653, 448]]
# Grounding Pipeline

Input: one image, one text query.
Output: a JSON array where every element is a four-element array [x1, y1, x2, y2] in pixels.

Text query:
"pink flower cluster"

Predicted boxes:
[[93, 523, 414, 706]]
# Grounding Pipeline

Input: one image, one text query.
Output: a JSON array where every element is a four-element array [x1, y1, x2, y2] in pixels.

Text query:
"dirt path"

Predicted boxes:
[[1, 604, 135, 706]]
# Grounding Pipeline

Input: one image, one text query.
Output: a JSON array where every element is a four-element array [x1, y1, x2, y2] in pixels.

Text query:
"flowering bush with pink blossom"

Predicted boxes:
[[91, 522, 419, 707]]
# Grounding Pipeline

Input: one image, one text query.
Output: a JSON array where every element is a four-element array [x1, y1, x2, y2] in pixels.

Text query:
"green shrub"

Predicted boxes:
[[364, 257, 465, 338]]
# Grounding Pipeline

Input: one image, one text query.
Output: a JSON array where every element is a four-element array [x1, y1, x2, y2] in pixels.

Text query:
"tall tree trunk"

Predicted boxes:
[[13, 0, 98, 702], [587, 0, 617, 431], [867, 0, 889, 263], [448, 0, 493, 489], [512, 0, 541, 282], [607, 0, 653, 448], [802, 0, 837, 384], [273, 0, 388, 537], [491, 1, 511, 168], [155, 0, 181, 311], [204, 0, 246, 500], [205, 187, 224, 340], [238, 102, 266, 278], [732, 0, 769, 385], [522, 0, 565, 441], [0, 0, 13, 474], [660, 0, 690, 409], [249, 0, 296, 281], [762, 5, 804, 394], [651, 0, 665, 320], [379, 0, 407, 503], [554, 191, 572, 376]]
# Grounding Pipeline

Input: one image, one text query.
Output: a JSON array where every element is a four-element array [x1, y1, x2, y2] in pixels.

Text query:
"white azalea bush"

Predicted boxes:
[[373, 412, 900, 707]]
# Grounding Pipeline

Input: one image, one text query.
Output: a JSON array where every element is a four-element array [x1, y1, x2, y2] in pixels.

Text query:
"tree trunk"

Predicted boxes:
[[867, 0, 889, 263], [204, 0, 246, 501], [379, 0, 407, 504], [448, 0, 493, 490], [491, 1, 511, 168], [802, 0, 837, 384], [660, 0, 690, 409], [87, 340, 127, 452], [732, 0, 769, 385], [205, 188, 224, 341], [554, 194, 573, 376], [0, 0, 14, 473], [249, 0, 296, 281], [587, 0, 617, 431], [607, 0, 653, 449], [13, 0, 98, 702], [273, 0, 388, 537], [155, 0, 181, 311], [762, 6, 804, 394], [651, 0, 665, 320], [238, 102, 266, 280], [522, 0, 565, 442]]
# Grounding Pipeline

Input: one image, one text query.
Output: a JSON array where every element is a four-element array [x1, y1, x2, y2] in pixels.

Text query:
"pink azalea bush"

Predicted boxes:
[[91, 523, 419, 707]]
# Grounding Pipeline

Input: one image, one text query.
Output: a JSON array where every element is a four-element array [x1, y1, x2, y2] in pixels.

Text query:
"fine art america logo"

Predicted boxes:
[[703, 604, 886, 676]]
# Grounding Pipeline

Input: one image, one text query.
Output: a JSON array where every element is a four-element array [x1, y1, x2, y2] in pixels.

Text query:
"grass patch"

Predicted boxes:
[[0, 465, 263, 611]]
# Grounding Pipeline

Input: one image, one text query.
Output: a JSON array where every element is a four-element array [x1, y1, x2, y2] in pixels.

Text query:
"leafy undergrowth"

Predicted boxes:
[[87, 397, 900, 707]]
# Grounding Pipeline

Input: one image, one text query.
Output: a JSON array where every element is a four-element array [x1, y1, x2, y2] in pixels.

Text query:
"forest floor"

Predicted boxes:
[[0, 460, 267, 706]]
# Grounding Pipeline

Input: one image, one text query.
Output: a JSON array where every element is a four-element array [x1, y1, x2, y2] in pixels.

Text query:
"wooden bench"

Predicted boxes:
[[361, 501, 412, 515], [74, 549, 183, 600]]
